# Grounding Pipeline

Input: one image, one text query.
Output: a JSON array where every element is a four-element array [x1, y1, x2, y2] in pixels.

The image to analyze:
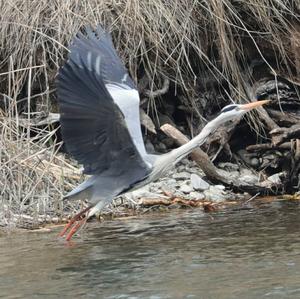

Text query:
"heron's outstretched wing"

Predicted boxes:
[[69, 26, 134, 88], [68, 26, 147, 156], [57, 55, 151, 182]]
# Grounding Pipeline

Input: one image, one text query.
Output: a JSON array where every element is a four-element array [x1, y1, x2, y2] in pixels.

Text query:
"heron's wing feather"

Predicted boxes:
[[57, 56, 151, 181], [68, 26, 147, 156], [70, 26, 135, 88]]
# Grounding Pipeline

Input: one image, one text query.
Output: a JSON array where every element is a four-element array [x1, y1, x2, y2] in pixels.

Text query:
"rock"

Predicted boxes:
[[130, 187, 163, 200], [268, 172, 284, 184], [181, 158, 190, 165], [189, 191, 205, 200], [189, 170, 199, 176], [156, 142, 167, 151], [145, 141, 155, 154], [238, 168, 259, 184], [131, 185, 150, 196], [218, 162, 239, 170], [250, 158, 260, 167], [177, 165, 186, 172], [190, 173, 210, 191], [179, 184, 193, 194], [204, 185, 227, 202], [172, 172, 190, 180], [217, 169, 239, 180], [239, 174, 259, 184], [161, 137, 175, 149], [214, 184, 225, 190], [164, 178, 178, 186], [240, 168, 255, 177]]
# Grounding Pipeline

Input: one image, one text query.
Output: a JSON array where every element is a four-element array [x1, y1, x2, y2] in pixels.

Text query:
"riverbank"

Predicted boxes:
[[2, 156, 300, 233]]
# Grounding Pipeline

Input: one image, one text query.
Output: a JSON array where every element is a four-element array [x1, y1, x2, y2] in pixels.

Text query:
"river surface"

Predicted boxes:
[[1, 201, 300, 299]]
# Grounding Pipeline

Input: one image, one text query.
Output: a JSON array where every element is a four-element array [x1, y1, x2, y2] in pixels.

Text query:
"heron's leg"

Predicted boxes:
[[65, 216, 88, 241], [58, 206, 91, 238]]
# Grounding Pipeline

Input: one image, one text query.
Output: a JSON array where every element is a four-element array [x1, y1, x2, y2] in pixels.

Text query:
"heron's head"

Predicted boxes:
[[217, 99, 270, 124]]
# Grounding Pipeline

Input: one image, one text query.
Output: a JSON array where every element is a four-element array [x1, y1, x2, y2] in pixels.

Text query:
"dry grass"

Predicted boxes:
[[0, 1, 298, 104], [0, 1, 299, 228], [0, 64, 84, 228]]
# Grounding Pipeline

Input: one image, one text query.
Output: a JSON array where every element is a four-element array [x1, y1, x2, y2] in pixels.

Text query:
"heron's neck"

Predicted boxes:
[[150, 116, 222, 181], [166, 117, 219, 165]]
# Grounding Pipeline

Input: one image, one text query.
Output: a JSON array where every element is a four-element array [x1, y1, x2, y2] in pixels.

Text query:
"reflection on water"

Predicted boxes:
[[1, 201, 300, 299]]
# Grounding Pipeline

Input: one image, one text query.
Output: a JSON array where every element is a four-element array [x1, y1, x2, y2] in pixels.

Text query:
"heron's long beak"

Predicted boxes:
[[240, 99, 270, 110]]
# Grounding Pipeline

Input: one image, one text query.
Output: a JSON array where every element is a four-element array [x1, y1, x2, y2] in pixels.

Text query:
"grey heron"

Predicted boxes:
[[57, 26, 269, 241]]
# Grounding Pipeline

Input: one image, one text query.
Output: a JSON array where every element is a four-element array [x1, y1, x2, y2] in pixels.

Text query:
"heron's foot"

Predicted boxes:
[[58, 206, 91, 241]]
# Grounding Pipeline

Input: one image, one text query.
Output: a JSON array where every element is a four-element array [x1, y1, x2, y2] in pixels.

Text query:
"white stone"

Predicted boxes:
[[240, 168, 255, 177], [218, 162, 239, 170], [268, 173, 283, 184], [217, 169, 239, 180], [190, 173, 210, 191], [172, 172, 191, 180], [189, 191, 205, 200], [214, 184, 225, 190], [204, 185, 227, 202], [239, 174, 259, 184], [179, 184, 193, 194]]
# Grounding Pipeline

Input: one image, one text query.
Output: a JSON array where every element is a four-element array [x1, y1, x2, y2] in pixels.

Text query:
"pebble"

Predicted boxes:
[[240, 168, 256, 177], [268, 173, 283, 184], [217, 169, 239, 180], [177, 165, 186, 172], [250, 158, 260, 167], [214, 184, 225, 190], [190, 173, 210, 191], [189, 191, 205, 200], [239, 174, 258, 184], [159, 178, 177, 185], [204, 185, 227, 202], [179, 184, 193, 194], [130, 186, 150, 198], [156, 142, 167, 151], [172, 172, 190, 180], [218, 162, 239, 170], [145, 141, 155, 154]]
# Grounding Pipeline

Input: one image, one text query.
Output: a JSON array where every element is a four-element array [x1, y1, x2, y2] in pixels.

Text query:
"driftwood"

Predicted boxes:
[[1, 112, 60, 127], [270, 125, 300, 145], [139, 108, 156, 134], [239, 69, 300, 192], [139, 196, 236, 210], [139, 194, 300, 212], [267, 109, 300, 126], [246, 142, 292, 152]]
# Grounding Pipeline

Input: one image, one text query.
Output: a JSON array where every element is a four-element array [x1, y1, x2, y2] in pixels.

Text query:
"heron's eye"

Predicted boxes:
[[221, 104, 238, 113]]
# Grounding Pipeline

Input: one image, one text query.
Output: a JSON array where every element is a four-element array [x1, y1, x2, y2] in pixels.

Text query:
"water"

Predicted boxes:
[[1, 201, 300, 299]]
